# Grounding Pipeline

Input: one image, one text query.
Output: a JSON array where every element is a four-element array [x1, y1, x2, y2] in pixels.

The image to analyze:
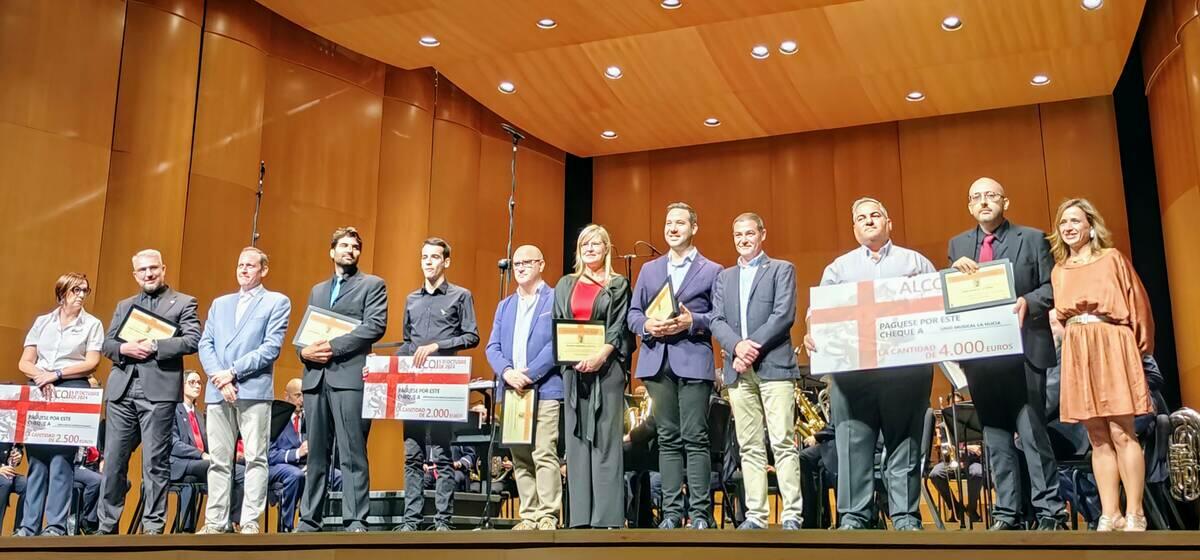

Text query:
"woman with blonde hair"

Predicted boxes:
[[553, 224, 633, 528], [1048, 198, 1154, 531], [16, 272, 103, 536]]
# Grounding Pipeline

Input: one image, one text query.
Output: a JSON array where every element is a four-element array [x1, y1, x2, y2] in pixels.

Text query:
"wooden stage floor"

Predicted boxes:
[[0, 530, 1197, 560]]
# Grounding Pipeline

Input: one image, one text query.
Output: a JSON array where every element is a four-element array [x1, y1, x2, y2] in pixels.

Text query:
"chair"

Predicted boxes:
[[707, 396, 734, 527], [127, 478, 206, 534], [265, 480, 288, 533], [918, 408, 945, 530]]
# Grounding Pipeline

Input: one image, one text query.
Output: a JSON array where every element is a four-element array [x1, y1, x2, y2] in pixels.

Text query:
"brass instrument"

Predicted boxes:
[[932, 406, 959, 470], [1169, 407, 1200, 502], [794, 387, 827, 440], [624, 393, 653, 435]]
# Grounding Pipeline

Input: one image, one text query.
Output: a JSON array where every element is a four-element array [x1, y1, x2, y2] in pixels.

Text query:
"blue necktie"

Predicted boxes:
[[330, 276, 342, 307]]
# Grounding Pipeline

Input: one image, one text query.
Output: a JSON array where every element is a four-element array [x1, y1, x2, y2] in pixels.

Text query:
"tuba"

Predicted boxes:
[[1169, 407, 1200, 502], [794, 387, 827, 440]]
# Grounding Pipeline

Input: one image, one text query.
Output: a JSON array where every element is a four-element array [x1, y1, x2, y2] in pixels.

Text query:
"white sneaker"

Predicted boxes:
[[195, 524, 227, 535], [239, 522, 261, 535]]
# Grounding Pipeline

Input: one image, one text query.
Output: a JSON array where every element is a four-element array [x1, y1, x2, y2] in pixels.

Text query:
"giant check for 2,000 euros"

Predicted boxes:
[[808, 272, 1022, 375], [362, 355, 470, 422]]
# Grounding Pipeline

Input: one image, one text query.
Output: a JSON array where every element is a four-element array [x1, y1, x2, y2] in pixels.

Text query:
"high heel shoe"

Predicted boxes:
[[1123, 513, 1147, 532], [1096, 515, 1126, 532]]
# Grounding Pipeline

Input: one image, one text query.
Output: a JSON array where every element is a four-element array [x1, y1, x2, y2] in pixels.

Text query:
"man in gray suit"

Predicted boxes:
[[297, 226, 388, 533], [805, 198, 936, 531], [98, 249, 201, 535], [710, 212, 804, 530], [948, 177, 1066, 530]]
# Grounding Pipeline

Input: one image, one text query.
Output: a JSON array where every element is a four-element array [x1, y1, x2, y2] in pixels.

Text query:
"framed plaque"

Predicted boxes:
[[500, 388, 538, 447], [292, 305, 360, 348], [116, 305, 179, 343], [553, 319, 606, 365], [940, 259, 1017, 314], [645, 280, 679, 322]]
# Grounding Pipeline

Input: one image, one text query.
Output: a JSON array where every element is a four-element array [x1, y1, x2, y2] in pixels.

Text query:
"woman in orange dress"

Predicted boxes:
[[1048, 198, 1154, 532]]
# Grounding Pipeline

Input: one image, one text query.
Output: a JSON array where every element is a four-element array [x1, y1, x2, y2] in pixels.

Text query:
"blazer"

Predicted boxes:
[[101, 287, 201, 403], [269, 415, 305, 467], [169, 403, 207, 481], [298, 268, 389, 392], [627, 252, 723, 381], [947, 221, 1056, 369], [710, 256, 800, 386], [485, 283, 561, 400], [198, 288, 291, 404]]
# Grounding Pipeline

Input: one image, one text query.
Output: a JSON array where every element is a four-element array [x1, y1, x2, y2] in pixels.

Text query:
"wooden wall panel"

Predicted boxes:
[[592, 152, 653, 278], [831, 123, 906, 248], [0, 0, 125, 380]]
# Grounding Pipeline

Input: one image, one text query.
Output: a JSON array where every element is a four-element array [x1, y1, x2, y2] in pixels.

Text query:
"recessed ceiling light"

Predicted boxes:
[[941, 16, 962, 31], [604, 66, 623, 79], [1030, 74, 1051, 86], [418, 36, 440, 47], [601, 130, 618, 139], [1081, 0, 1103, 10], [779, 40, 798, 55], [536, 18, 557, 29], [660, 0, 681, 9], [905, 91, 926, 102], [751, 45, 770, 59], [703, 117, 721, 127], [498, 81, 516, 94]]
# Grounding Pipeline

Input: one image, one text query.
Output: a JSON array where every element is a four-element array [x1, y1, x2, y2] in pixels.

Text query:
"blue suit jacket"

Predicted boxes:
[[170, 403, 207, 481], [198, 288, 291, 404], [627, 252, 723, 380], [485, 283, 560, 400], [269, 417, 305, 466]]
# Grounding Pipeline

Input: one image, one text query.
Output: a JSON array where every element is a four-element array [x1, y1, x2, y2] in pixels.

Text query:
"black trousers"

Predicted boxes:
[[404, 421, 454, 526], [643, 359, 713, 523]]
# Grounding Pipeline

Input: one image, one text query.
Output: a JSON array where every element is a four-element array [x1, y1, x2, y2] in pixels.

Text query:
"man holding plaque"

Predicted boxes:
[[195, 247, 291, 534], [485, 244, 560, 530], [803, 199, 935, 531], [98, 249, 201, 535], [709, 213, 804, 530], [627, 202, 722, 529], [395, 237, 479, 532], [296, 227, 388, 533], [947, 177, 1066, 530]]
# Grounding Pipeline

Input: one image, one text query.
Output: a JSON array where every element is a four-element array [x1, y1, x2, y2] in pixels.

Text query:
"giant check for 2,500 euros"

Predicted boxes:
[[0, 385, 102, 446], [808, 272, 1022, 375]]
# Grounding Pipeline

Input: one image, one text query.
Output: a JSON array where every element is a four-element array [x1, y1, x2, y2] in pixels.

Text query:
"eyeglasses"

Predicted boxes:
[[581, 241, 606, 249], [70, 287, 91, 296], [185, 380, 202, 386], [968, 191, 1005, 203], [513, 259, 543, 270]]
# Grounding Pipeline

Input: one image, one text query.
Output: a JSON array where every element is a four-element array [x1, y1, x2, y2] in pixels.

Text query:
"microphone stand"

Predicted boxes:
[[478, 123, 524, 530], [251, 161, 265, 246]]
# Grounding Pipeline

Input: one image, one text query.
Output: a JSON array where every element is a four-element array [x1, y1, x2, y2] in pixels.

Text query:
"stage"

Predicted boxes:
[[2, 530, 1196, 560]]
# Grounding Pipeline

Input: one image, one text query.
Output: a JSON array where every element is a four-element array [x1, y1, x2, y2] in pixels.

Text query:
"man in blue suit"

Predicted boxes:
[[485, 244, 560, 531], [170, 371, 245, 533], [196, 247, 291, 534], [627, 202, 723, 529], [269, 378, 342, 533]]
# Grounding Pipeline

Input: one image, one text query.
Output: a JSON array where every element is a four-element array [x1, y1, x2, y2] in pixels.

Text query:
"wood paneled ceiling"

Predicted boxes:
[[255, 0, 1145, 156]]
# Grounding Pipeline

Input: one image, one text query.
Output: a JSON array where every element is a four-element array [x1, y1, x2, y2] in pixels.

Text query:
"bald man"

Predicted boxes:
[[269, 378, 342, 532], [948, 177, 1065, 530], [485, 245, 561, 530]]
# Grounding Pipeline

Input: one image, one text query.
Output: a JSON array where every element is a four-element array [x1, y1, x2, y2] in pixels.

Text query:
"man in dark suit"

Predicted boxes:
[[170, 371, 245, 532], [0, 444, 27, 532], [269, 378, 343, 532], [710, 212, 804, 530], [98, 248, 201, 535], [627, 202, 724, 529], [297, 226, 388, 533], [947, 177, 1066, 530]]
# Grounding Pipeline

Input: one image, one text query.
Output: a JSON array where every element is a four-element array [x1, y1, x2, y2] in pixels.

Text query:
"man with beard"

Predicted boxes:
[[296, 227, 388, 533]]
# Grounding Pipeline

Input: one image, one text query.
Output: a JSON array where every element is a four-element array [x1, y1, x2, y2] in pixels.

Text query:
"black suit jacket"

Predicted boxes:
[[298, 268, 389, 392], [101, 287, 201, 403], [170, 403, 208, 481], [947, 221, 1056, 369]]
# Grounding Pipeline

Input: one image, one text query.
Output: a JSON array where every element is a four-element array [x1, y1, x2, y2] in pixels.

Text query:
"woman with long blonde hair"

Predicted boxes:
[[1048, 198, 1154, 531], [553, 224, 633, 528]]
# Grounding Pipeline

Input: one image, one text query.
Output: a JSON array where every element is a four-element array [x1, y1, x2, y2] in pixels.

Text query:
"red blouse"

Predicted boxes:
[[570, 279, 602, 320]]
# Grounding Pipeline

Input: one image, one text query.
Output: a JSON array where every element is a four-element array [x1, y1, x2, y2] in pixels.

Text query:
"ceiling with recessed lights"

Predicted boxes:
[[255, 0, 1143, 156]]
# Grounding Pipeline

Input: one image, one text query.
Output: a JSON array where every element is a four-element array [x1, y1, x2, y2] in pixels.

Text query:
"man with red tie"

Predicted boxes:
[[948, 177, 1066, 530], [170, 371, 244, 532], [269, 378, 342, 532]]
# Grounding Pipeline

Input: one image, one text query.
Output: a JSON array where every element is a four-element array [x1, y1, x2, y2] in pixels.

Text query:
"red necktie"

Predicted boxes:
[[188, 410, 204, 453], [293, 413, 301, 435], [979, 233, 996, 263]]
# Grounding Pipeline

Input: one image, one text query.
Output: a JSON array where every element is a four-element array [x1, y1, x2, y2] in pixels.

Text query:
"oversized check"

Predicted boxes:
[[0, 385, 103, 446], [362, 355, 470, 422], [809, 272, 1022, 375]]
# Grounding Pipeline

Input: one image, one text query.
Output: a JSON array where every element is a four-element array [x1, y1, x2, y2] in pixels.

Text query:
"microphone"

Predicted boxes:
[[634, 240, 663, 256], [500, 123, 525, 141]]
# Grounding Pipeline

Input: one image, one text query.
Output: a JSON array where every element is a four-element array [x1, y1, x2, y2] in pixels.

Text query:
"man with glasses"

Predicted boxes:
[[485, 245, 560, 530], [948, 177, 1066, 530], [98, 249, 201, 535]]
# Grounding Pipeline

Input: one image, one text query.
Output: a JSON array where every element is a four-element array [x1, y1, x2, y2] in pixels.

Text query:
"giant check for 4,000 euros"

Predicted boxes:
[[808, 272, 1022, 375]]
